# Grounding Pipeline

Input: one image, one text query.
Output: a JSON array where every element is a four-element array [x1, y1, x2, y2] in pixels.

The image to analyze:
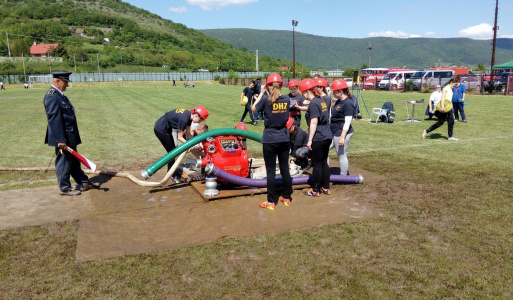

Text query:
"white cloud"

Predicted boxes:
[[187, 0, 258, 11], [169, 6, 188, 13], [500, 34, 513, 38], [367, 31, 419, 38], [424, 31, 435, 37], [458, 23, 493, 39]]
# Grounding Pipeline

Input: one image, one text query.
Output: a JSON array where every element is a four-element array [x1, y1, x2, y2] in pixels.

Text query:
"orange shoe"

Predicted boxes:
[[259, 201, 276, 210], [279, 197, 292, 206], [304, 188, 320, 197], [320, 187, 331, 195]]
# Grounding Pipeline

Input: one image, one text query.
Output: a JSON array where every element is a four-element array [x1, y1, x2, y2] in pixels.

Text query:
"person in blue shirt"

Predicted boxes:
[[298, 78, 333, 197], [154, 106, 209, 183], [452, 76, 467, 122], [252, 73, 292, 210]]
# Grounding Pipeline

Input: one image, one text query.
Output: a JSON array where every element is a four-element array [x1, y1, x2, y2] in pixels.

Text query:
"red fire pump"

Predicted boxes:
[[197, 136, 249, 180]]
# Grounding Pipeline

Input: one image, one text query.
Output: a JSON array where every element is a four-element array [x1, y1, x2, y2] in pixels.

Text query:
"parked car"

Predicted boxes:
[[343, 78, 353, 88], [492, 72, 513, 91], [458, 74, 481, 91], [412, 70, 454, 90], [378, 70, 415, 90]]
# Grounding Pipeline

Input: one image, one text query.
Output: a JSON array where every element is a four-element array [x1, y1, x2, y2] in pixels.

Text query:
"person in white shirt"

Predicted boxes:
[[426, 84, 442, 120]]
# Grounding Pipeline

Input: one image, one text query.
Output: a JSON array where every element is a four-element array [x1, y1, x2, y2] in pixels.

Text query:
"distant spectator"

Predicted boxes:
[[240, 81, 257, 125], [24, 82, 29, 89], [425, 84, 442, 120], [252, 78, 263, 120], [452, 76, 467, 123], [0, 81, 5, 90]]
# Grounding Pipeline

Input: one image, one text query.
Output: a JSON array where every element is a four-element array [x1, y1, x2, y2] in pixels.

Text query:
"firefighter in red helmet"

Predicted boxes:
[[287, 79, 307, 128], [252, 73, 293, 210], [298, 78, 332, 197], [154, 106, 209, 183]]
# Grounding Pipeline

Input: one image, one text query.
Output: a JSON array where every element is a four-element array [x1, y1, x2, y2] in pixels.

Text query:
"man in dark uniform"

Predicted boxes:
[[44, 72, 99, 196]]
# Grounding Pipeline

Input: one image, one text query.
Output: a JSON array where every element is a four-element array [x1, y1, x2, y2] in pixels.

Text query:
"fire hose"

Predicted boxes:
[[205, 164, 364, 187]]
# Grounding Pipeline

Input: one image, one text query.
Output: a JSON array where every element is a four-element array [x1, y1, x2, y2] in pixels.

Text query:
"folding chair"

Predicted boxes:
[[371, 107, 388, 123]]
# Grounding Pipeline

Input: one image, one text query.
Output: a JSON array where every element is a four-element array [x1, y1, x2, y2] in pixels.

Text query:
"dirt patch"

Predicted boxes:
[[0, 166, 387, 262]]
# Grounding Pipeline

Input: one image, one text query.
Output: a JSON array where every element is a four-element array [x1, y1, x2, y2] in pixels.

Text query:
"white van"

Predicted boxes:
[[411, 70, 454, 90], [378, 70, 415, 90]]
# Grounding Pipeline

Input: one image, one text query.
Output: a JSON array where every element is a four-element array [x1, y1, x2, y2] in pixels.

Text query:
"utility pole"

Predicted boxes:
[[255, 50, 259, 72], [489, 0, 499, 93], [22, 53, 26, 82], [367, 43, 373, 67], [96, 53, 100, 75], [6, 31, 11, 57], [73, 53, 77, 73], [292, 20, 298, 78]]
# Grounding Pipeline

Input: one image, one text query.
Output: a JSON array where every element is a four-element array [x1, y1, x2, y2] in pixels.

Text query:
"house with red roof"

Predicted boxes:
[[30, 43, 58, 57]]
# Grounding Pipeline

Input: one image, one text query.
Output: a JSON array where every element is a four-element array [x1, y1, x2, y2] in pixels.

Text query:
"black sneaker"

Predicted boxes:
[[60, 190, 81, 196], [172, 176, 184, 184], [79, 181, 101, 192]]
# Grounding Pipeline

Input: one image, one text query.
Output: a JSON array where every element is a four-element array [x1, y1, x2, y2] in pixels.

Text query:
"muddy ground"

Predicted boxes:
[[0, 165, 386, 262]]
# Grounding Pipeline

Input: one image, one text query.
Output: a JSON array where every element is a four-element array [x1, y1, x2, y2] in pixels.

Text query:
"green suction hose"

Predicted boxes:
[[141, 128, 263, 179]]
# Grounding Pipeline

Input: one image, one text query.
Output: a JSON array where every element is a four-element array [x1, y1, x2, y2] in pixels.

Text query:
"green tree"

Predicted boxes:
[[475, 63, 487, 72]]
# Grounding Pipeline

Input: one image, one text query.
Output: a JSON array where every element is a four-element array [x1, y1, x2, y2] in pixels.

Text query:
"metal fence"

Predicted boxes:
[[0, 72, 269, 84]]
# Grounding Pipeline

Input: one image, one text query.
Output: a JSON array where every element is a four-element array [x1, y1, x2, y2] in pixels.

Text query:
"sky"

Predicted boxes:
[[122, 0, 513, 40]]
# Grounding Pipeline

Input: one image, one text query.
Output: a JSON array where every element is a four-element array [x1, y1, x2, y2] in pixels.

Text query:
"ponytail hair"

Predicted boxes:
[[343, 89, 355, 105], [267, 82, 282, 104]]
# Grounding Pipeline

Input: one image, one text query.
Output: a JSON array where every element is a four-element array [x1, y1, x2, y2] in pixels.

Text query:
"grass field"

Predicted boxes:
[[1, 82, 513, 298]]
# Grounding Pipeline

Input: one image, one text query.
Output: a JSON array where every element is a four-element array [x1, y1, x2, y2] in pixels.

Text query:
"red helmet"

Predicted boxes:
[[235, 122, 247, 131], [299, 78, 316, 92], [266, 73, 283, 86], [286, 117, 295, 129], [192, 106, 209, 120], [288, 79, 299, 88], [331, 79, 348, 91], [315, 77, 328, 87]]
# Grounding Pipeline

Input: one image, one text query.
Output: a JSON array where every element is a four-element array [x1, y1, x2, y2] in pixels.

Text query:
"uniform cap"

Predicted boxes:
[[52, 72, 72, 82]]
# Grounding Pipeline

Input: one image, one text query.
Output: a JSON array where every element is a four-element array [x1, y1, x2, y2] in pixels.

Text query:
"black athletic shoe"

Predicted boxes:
[[79, 181, 101, 192]]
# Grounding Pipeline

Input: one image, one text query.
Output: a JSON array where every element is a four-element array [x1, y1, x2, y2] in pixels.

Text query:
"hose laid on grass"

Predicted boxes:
[[0, 152, 187, 188]]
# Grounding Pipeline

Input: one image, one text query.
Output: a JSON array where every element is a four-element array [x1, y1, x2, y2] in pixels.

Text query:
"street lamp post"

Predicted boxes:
[[292, 20, 298, 79]]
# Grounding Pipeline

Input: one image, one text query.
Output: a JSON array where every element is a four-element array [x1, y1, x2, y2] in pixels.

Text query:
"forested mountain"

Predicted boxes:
[[201, 28, 513, 70], [0, 0, 308, 75]]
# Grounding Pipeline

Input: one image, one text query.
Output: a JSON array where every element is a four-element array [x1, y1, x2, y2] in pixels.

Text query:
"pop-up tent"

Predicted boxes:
[[492, 61, 513, 69]]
